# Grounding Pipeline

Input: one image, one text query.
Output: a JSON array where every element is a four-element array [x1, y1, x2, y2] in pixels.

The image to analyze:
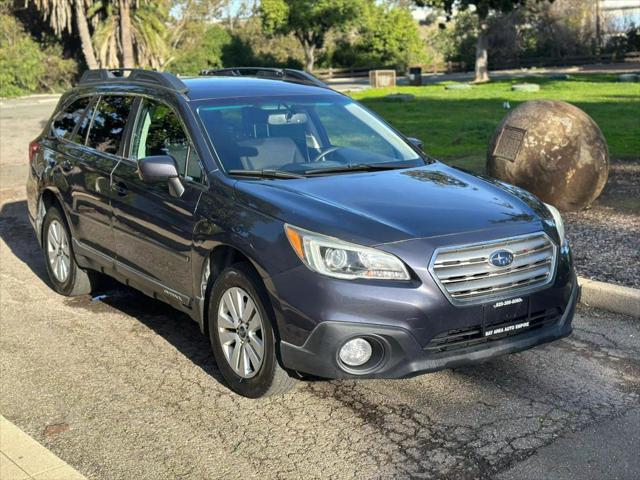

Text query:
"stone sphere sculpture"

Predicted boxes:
[[486, 100, 609, 211]]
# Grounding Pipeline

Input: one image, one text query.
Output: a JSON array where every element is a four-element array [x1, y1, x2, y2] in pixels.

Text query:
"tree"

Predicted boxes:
[[29, 0, 98, 69], [413, 0, 551, 82], [331, 2, 426, 71], [119, 0, 134, 68], [74, 0, 98, 69], [260, 0, 361, 71], [168, 24, 231, 74], [91, 0, 170, 69]]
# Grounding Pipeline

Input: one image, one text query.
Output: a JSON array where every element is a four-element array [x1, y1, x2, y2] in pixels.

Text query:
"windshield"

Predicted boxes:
[[195, 94, 424, 175]]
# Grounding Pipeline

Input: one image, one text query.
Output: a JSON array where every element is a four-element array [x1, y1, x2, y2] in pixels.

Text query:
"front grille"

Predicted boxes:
[[424, 308, 561, 353], [429, 233, 557, 305]]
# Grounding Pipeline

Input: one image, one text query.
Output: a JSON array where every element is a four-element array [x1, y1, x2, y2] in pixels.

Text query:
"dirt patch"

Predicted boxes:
[[43, 422, 69, 439], [565, 160, 640, 288]]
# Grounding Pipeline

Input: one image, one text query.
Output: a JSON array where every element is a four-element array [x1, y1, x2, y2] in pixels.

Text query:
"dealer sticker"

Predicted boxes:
[[484, 321, 530, 337], [492, 297, 523, 309]]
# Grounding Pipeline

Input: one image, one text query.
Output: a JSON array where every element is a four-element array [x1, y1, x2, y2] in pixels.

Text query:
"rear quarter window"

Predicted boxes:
[[51, 97, 93, 141]]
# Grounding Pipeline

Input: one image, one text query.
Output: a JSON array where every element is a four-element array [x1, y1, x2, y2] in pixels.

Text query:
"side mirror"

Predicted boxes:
[[407, 137, 424, 151], [138, 155, 184, 198]]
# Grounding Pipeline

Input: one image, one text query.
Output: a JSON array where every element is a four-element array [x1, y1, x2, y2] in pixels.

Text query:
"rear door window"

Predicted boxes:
[[87, 96, 133, 155], [51, 97, 93, 141]]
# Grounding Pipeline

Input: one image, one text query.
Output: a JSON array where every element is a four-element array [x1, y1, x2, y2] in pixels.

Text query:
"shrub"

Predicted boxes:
[[0, 14, 76, 97], [0, 14, 46, 96]]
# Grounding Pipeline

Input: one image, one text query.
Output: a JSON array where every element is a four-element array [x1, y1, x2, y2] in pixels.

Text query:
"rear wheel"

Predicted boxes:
[[208, 263, 297, 398], [42, 207, 94, 296]]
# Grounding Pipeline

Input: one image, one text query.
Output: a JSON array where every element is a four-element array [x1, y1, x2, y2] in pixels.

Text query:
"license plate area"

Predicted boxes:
[[483, 296, 530, 338]]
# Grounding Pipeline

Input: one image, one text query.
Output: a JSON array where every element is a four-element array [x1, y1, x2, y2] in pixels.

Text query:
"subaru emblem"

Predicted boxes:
[[489, 250, 514, 267]]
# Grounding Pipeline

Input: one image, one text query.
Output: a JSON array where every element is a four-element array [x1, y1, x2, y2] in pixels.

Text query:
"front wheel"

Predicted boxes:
[[208, 263, 297, 398]]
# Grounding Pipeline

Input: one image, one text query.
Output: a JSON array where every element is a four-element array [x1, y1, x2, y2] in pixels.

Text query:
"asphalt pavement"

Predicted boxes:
[[1, 95, 639, 479]]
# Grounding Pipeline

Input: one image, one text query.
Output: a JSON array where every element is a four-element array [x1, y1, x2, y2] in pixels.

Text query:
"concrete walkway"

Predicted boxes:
[[0, 416, 85, 480]]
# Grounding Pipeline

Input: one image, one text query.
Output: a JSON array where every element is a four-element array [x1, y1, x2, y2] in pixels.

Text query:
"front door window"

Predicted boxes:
[[130, 100, 203, 183]]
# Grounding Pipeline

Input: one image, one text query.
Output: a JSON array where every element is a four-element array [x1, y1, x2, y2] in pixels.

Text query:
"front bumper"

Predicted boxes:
[[279, 276, 578, 379]]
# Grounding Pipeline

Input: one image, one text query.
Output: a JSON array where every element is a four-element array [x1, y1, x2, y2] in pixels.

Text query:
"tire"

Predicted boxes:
[[208, 263, 297, 398], [42, 206, 95, 296]]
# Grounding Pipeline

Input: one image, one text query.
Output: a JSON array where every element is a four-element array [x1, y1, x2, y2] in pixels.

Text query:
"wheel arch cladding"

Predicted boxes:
[[201, 244, 271, 336]]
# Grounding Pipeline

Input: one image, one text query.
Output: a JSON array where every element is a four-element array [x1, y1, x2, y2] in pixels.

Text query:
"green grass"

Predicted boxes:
[[351, 74, 640, 172]]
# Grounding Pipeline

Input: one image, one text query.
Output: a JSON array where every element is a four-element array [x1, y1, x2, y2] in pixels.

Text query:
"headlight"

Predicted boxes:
[[544, 203, 566, 244], [284, 224, 410, 280]]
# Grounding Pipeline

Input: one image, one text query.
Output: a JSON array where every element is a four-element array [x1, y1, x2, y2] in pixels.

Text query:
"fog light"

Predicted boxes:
[[339, 338, 372, 367]]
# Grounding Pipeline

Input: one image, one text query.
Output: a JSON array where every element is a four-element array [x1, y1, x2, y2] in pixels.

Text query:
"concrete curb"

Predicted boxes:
[[578, 276, 640, 319], [0, 415, 86, 479]]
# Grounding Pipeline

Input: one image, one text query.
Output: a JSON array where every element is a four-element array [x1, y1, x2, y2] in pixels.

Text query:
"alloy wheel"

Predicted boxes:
[[46, 219, 71, 283], [217, 287, 265, 378]]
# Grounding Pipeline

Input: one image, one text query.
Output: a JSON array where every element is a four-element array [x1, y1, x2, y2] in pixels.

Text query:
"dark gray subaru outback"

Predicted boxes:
[[27, 68, 577, 398]]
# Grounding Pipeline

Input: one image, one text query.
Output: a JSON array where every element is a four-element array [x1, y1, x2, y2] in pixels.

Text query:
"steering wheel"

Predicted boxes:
[[312, 146, 341, 163]]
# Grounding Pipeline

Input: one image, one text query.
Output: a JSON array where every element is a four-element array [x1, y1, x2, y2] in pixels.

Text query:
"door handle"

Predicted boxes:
[[112, 181, 129, 196]]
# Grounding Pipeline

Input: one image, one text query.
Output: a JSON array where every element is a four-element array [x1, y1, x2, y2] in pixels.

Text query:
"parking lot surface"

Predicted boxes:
[[1, 97, 639, 479]]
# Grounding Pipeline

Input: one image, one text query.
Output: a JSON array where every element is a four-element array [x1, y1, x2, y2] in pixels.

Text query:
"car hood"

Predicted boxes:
[[233, 162, 548, 246]]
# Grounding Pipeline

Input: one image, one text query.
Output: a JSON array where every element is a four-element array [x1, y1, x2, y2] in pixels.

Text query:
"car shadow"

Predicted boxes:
[[0, 199, 49, 282], [66, 284, 226, 386], [0, 199, 226, 386]]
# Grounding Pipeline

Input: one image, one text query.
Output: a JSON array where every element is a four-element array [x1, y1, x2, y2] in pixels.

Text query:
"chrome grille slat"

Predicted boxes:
[[437, 251, 552, 281], [433, 237, 549, 266], [446, 265, 550, 293], [450, 276, 549, 299], [441, 261, 551, 286], [429, 233, 557, 305]]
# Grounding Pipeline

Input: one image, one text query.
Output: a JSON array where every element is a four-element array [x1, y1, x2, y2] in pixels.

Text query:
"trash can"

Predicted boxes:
[[408, 67, 422, 86]]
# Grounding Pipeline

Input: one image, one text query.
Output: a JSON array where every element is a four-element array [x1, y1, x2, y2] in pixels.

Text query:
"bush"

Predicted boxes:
[[0, 14, 76, 97], [0, 14, 46, 96]]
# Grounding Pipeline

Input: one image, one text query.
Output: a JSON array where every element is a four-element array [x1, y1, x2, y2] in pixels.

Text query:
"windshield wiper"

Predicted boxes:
[[304, 163, 411, 175], [227, 169, 305, 179]]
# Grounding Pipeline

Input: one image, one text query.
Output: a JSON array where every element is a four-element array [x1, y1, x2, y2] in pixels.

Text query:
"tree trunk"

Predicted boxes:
[[74, 0, 98, 69], [303, 42, 315, 72], [474, 19, 489, 83], [119, 0, 135, 68]]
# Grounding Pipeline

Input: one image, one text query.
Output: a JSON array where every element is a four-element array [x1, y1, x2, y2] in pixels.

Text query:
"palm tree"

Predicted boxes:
[[74, 0, 99, 69], [30, 0, 99, 69], [119, 0, 134, 68], [92, 0, 170, 69]]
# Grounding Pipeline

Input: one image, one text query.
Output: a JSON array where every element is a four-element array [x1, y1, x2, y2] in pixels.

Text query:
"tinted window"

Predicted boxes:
[[74, 98, 96, 144], [186, 148, 203, 183], [87, 96, 133, 155], [51, 97, 92, 140], [131, 99, 202, 182]]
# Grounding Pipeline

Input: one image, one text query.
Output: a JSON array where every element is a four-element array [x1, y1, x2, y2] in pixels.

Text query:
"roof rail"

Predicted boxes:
[[199, 67, 329, 89], [78, 69, 188, 94]]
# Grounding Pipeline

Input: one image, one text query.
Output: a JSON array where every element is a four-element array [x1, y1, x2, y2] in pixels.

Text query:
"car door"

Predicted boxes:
[[55, 94, 133, 263], [110, 97, 205, 307], [52, 95, 132, 265]]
